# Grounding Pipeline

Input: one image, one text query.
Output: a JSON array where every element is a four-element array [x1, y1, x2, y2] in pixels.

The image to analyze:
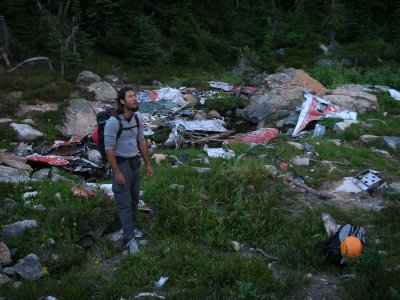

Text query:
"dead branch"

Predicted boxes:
[[283, 175, 333, 199], [0, 47, 10, 66], [190, 130, 236, 146], [7, 56, 54, 73], [0, 15, 11, 66], [310, 158, 349, 166], [66, 26, 78, 53]]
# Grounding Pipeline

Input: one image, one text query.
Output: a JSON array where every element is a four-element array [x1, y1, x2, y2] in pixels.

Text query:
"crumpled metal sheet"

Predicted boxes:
[[293, 92, 357, 136], [173, 119, 228, 132], [224, 128, 279, 145], [333, 170, 385, 193], [26, 154, 71, 166], [203, 145, 235, 159]]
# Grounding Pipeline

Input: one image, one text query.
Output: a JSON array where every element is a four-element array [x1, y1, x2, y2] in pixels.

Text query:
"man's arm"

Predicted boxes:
[[139, 143, 153, 177], [104, 118, 125, 185], [105, 149, 125, 185], [136, 114, 153, 177]]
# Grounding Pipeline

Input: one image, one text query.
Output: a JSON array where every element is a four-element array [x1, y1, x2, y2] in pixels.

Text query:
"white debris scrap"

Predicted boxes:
[[203, 145, 235, 159]]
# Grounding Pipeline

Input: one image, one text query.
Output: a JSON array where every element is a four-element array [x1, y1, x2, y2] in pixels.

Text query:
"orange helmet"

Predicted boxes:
[[341, 236, 363, 259]]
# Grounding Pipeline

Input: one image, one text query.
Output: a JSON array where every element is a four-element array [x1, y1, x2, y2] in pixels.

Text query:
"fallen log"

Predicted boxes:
[[190, 130, 236, 146], [283, 175, 333, 199], [7, 56, 54, 73]]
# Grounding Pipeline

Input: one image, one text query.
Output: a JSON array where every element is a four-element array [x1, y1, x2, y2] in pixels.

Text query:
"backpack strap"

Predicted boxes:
[[115, 115, 124, 140], [115, 114, 141, 141]]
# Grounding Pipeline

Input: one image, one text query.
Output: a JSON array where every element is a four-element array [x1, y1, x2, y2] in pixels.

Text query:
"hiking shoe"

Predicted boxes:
[[127, 238, 139, 255], [134, 229, 144, 238]]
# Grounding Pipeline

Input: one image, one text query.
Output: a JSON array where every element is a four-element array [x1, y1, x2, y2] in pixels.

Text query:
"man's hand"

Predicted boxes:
[[115, 171, 126, 185], [146, 164, 154, 177]]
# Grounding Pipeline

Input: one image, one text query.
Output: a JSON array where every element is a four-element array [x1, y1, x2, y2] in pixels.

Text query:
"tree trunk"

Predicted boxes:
[[0, 47, 10, 66], [328, 0, 336, 48], [294, 0, 302, 12], [269, 0, 280, 37]]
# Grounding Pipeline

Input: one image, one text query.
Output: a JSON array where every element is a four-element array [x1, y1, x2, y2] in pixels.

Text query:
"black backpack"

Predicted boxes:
[[96, 107, 140, 159], [317, 224, 365, 265]]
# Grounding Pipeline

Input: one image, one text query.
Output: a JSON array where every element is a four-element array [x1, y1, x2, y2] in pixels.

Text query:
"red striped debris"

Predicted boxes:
[[26, 154, 71, 166], [71, 187, 96, 197], [224, 128, 279, 145], [279, 162, 288, 171], [293, 92, 357, 136]]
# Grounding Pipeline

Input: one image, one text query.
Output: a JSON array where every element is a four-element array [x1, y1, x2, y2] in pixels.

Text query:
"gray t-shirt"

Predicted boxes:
[[104, 113, 146, 158]]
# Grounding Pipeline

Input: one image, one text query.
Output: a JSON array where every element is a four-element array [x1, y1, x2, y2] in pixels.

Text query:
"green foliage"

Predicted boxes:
[[306, 64, 363, 89], [24, 81, 74, 103], [203, 95, 243, 113], [128, 15, 167, 66], [152, 127, 171, 144], [0, 123, 18, 148]]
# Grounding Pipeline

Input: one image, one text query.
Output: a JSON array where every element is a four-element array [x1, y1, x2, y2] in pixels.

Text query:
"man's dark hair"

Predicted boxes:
[[116, 86, 136, 114]]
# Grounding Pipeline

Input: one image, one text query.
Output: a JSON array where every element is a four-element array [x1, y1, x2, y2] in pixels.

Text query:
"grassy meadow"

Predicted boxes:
[[1, 61, 400, 299]]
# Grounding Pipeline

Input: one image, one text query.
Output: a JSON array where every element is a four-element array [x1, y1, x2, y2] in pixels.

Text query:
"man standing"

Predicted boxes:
[[104, 87, 153, 254]]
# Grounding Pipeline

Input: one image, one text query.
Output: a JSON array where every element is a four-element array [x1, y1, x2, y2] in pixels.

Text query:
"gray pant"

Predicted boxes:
[[112, 157, 141, 242]]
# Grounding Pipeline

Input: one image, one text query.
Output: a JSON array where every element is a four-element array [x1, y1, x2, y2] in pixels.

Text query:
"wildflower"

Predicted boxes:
[[42, 266, 49, 275], [95, 258, 100, 264], [73, 222, 77, 228]]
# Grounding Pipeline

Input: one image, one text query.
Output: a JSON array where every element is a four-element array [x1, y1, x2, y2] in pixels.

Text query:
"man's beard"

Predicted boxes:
[[127, 105, 139, 112]]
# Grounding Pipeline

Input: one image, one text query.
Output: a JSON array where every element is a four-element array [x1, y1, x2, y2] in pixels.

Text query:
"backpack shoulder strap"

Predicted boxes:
[[115, 115, 123, 140], [134, 113, 140, 131]]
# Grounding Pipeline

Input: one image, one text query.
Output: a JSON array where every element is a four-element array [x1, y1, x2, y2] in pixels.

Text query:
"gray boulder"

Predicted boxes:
[[333, 120, 359, 133], [0, 242, 12, 266], [323, 84, 378, 113], [381, 136, 400, 149], [87, 82, 117, 102], [0, 165, 32, 183], [10, 123, 44, 141], [32, 168, 51, 180], [2, 254, 46, 281], [360, 134, 379, 143], [243, 69, 327, 123], [3, 160, 33, 173], [57, 98, 97, 137], [3, 220, 38, 236], [76, 70, 101, 87]]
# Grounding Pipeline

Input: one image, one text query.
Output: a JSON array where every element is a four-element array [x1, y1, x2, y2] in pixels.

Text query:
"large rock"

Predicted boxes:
[[3, 160, 33, 173], [76, 70, 101, 87], [3, 220, 38, 236], [243, 69, 327, 123], [333, 120, 359, 133], [0, 152, 27, 164], [0, 242, 12, 266], [87, 82, 117, 102], [10, 123, 44, 141], [0, 165, 32, 183], [32, 168, 51, 180], [57, 98, 98, 137], [381, 136, 400, 149], [2, 254, 46, 281], [323, 84, 378, 113]]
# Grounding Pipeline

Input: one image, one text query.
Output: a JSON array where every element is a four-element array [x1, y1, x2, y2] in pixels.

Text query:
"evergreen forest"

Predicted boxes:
[[1, 0, 400, 73]]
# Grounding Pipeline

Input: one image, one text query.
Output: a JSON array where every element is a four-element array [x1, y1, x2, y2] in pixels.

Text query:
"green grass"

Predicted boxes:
[[202, 94, 244, 113], [75, 51, 242, 89], [1, 61, 400, 299], [307, 64, 400, 90]]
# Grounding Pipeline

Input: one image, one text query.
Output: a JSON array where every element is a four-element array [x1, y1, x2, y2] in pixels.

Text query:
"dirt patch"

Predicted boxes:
[[17, 101, 59, 116], [287, 270, 343, 300]]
